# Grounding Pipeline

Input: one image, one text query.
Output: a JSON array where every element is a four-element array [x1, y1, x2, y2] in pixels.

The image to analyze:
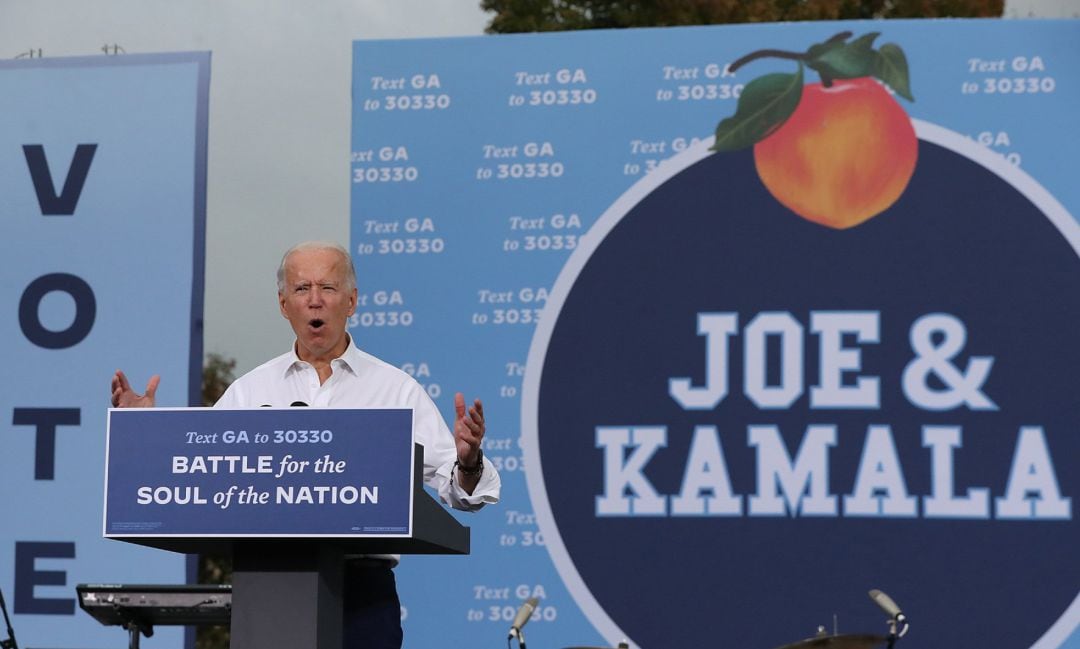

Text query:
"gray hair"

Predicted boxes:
[[276, 241, 357, 293]]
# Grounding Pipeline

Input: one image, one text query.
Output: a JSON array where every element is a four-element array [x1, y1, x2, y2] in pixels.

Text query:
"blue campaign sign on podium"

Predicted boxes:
[[105, 409, 415, 539]]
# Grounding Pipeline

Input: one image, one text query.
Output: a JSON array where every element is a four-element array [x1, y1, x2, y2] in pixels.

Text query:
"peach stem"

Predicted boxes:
[[728, 30, 853, 74]]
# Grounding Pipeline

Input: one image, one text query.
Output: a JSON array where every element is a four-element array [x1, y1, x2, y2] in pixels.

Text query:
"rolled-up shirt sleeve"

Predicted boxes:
[[409, 382, 501, 511]]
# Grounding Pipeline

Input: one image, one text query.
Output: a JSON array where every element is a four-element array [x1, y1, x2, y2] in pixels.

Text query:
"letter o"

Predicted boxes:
[[19, 273, 96, 349]]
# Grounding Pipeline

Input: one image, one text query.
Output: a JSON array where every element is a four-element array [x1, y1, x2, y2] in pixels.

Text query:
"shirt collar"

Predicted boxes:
[[336, 335, 362, 375], [284, 334, 360, 378]]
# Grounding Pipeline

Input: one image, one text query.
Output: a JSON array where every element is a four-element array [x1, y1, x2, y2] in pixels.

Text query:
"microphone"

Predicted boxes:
[[290, 401, 309, 407], [869, 588, 909, 639], [868, 589, 905, 622], [507, 597, 539, 640]]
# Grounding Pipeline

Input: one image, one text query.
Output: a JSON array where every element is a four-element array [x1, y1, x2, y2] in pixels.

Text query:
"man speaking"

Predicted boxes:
[[111, 240, 501, 648]]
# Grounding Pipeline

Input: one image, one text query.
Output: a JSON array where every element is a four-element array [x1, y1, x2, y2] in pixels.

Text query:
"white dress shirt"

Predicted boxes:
[[214, 339, 501, 516]]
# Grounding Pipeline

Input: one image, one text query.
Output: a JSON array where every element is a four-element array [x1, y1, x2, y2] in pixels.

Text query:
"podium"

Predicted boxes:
[[102, 408, 470, 649]]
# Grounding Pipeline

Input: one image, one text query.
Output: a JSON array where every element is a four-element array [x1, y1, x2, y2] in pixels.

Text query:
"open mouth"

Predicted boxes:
[[309, 319, 325, 330]]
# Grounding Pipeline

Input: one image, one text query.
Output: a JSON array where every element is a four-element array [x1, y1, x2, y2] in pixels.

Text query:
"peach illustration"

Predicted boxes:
[[754, 77, 917, 229], [712, 31, 917, 230]]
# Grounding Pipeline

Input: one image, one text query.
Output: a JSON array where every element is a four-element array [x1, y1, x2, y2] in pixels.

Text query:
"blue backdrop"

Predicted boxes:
[[351, 19, 1078, 649]]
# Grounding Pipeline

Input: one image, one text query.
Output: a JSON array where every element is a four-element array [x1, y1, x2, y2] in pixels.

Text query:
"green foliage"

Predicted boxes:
[[712, 65, 804, 152], [194, 550, 232, 649], [875, 43, 914, 101], [202, 352, 236, 407], [196, 352, 236, 649], [712, 31, 913, 152], [481, 0, 1004, 33], [806, 32, 881, 83]]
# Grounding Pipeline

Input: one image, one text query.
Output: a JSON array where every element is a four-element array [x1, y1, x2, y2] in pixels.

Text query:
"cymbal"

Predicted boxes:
[[773, 634, 887, 649]]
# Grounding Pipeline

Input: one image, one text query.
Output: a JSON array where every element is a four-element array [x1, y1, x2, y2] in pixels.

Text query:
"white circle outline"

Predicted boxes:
[[521, 119, 1080, 649]]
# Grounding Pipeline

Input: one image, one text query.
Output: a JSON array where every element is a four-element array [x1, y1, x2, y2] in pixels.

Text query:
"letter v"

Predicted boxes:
[[22, 144, 98, 215]]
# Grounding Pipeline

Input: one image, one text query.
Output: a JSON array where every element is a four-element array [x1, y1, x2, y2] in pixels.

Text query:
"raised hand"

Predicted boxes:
[[453, 392, 485, 469], [111, 369, 159, 408]]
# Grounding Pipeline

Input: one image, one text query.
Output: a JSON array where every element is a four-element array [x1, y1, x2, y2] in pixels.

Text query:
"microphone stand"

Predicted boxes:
[[886, 617, 897, 649], [0, 586, 19, 649], [884, 613, 909, 649], [868, 588, 908, 649]]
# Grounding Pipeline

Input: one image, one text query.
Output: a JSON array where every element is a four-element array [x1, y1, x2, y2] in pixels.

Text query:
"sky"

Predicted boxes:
[[2, 0, 491, 377], [1, 0, 1074, 377]]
